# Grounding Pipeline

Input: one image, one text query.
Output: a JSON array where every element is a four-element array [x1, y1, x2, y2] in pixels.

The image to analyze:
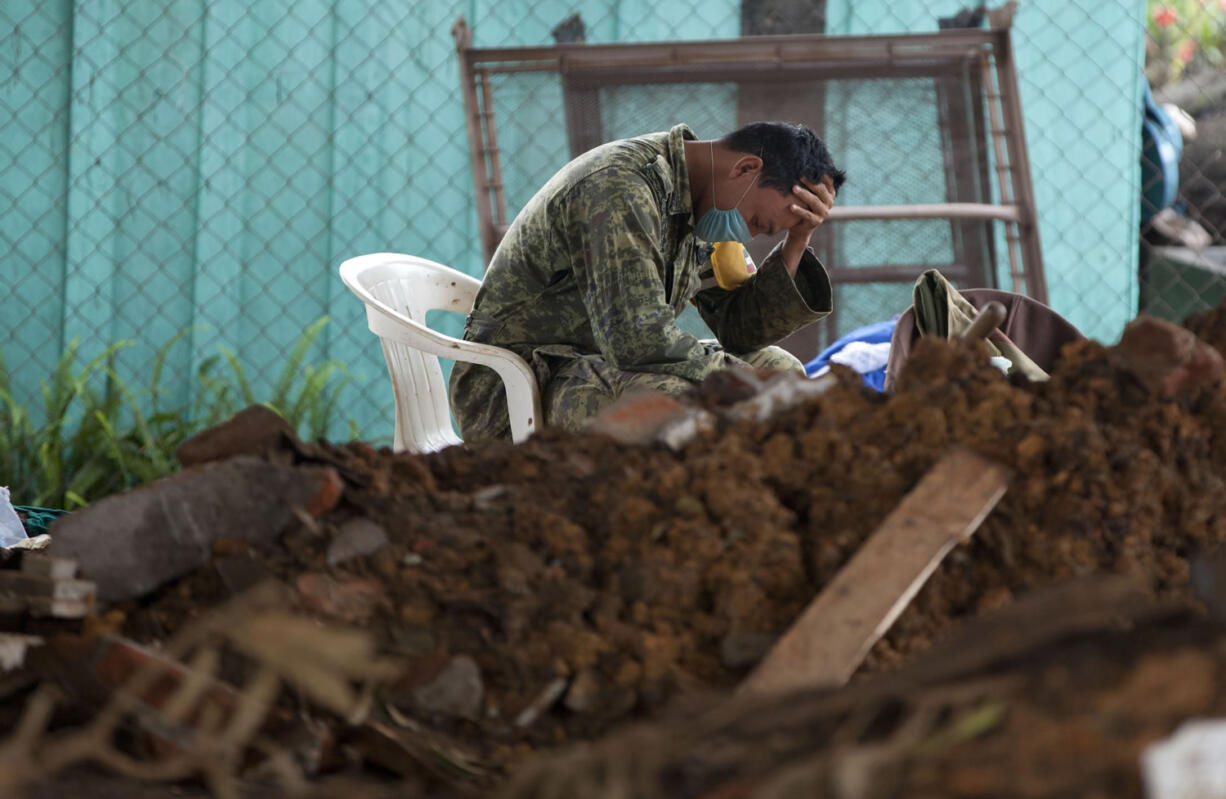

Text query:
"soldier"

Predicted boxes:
[[449, 121, 845, 442]]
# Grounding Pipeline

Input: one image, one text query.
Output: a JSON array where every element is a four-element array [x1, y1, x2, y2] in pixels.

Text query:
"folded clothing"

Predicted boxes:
[[884, 269, 1085, 392]]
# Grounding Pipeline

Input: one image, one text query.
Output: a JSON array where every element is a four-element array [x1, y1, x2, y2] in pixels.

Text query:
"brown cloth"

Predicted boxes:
[[883, 274, 1085, 392]]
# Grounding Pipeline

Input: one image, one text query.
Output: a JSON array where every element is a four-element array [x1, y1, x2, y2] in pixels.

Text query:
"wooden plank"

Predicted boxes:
[[19, 553, 78, 580], [0, 594, 93, 619], [0, 634, 44, 672], [739, 449, 1010, 697], [27, 597, 93, 618], [0, 572, 96, 602]]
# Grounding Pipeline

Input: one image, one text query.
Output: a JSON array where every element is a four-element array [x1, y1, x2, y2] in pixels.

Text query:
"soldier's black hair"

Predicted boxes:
[[720, 122, 846, 195]]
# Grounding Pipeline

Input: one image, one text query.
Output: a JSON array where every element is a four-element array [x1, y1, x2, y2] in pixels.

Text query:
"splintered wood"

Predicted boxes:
[[0, 553, 95, 618], [741, 448, 1011, 697]]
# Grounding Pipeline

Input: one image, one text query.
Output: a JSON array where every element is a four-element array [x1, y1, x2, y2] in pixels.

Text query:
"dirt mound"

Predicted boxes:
[[120, 312, 1226, 784], [502, 578, 1226, 799]]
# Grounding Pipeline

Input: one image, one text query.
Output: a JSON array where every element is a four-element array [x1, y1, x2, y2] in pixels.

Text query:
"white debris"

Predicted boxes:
[[0, 487, 28, 548], [1142, 719, 1226, 798]]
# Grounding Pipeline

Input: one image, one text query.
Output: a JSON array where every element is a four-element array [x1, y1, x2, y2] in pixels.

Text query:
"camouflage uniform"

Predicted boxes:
[[449, 124, 833, 441]]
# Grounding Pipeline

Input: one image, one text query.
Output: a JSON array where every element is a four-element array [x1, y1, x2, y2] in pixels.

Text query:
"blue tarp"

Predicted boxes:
[[804, 318, 897, 391]]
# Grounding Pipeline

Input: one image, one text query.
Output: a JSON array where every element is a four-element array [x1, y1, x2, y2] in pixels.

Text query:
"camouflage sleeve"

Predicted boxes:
[[692, 243, 833, 353], [562, 172, 727, 381]]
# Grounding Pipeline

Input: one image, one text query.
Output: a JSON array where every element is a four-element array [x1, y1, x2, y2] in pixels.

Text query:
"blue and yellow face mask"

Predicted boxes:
[[695, 142, 757, 290]]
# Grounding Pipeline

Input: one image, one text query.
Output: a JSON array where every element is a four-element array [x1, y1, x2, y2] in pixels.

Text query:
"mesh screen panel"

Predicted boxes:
[[463, 30, 1033, 357]]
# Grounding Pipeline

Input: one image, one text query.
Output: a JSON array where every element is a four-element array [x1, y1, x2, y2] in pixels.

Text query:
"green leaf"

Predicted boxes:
[[4, 319, 360, 508], [221, 347, 255, 406], [271, 315, 330, 414]]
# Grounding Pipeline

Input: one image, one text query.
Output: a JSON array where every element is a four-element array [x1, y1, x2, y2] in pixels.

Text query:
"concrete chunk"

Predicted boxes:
[[48, 456, 343, 602]]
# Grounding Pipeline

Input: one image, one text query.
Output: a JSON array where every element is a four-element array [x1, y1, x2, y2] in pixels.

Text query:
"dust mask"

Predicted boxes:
[[694, 143, 756, 246]]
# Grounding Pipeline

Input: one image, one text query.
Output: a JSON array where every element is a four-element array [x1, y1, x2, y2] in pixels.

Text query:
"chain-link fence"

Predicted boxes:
[[0, 0, 1219, 444], [1140, 0, 1226, 322]]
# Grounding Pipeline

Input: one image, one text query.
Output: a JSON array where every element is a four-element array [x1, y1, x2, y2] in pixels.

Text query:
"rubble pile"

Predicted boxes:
[[503, 576, 1226, 799], [0, 307, 1224, 797]]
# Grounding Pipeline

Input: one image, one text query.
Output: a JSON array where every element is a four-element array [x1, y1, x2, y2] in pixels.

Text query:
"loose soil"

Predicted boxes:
[[109, 299, 1226, 794], [503, 584, 1226, 799]]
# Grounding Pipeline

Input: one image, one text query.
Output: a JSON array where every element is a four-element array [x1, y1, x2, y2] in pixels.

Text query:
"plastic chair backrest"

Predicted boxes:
[[338, 253, 541, 452]]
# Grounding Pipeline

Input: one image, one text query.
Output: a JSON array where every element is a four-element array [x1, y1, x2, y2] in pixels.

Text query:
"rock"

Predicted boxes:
[[513, 677, 568, 728], [1114, 315, 1224, 397], [563, 668, 606, 714], [326, 518, 389, 566], [295, 573, 384, 625], [410, 655, 484, 721], [175, 405, 300, 467], [472, 485, 509, 510], [48, 457, 344, 602]]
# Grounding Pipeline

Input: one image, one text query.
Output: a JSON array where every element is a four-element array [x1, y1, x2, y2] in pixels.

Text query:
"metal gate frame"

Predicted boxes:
[[453, 4, 1047, 339]]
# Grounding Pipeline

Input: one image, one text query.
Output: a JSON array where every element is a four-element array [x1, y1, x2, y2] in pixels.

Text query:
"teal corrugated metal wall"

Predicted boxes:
[[0, 1, 737, 441]]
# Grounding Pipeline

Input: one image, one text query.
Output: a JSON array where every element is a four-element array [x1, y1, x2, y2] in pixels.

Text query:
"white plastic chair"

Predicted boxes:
[[339, 252, 541, 453]]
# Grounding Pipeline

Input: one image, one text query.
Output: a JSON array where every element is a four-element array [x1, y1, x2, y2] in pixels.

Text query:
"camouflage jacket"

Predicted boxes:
[[449, 123, 832, 440]]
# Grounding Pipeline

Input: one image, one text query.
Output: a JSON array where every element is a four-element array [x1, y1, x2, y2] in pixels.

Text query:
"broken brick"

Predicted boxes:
[[1115, 315, 1225, 397], [175, 405, 301, 468], [295, 573, 385, 625], [583, 390, 714, 449]]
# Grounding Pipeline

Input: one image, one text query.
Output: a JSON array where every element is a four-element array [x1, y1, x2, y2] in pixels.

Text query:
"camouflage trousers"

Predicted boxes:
[[545, 342, 803, 433]]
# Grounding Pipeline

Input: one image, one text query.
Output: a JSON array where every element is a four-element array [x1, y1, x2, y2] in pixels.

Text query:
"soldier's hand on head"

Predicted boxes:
[[784, 174, 837, 247]]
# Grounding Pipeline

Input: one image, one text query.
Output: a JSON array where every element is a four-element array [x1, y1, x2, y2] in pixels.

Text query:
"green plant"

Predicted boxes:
[[1147, 0, 1226, 85], [0, 340, 156, 508], [0, 316, 357, 510], [212, 316, 354, 442]]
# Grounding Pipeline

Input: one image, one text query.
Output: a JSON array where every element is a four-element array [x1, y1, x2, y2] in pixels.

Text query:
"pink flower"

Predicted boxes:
[[1154, 6, 1178, 26], [1219, 0, 1226, 12], [1179, 39, 1198, 63]]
